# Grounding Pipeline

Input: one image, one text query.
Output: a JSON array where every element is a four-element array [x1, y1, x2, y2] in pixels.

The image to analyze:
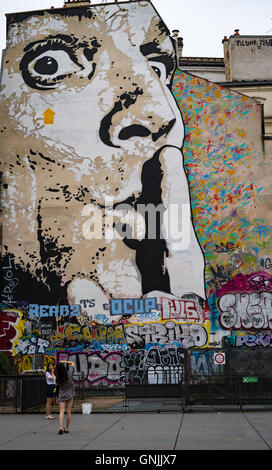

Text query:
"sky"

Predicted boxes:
[[0, 0, 271, 57]]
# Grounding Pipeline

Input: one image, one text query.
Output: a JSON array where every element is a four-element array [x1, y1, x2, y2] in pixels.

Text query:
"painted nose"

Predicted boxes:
[[99, 89, 176, 148]]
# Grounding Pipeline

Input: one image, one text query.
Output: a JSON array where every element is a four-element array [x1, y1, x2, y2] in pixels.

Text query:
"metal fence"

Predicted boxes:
[[122, 376, 272, 412], [0, 371, 87, 413], [122, 348, 272, 411], [0, 376, 19, 412], [0, 375, 46, 412], [1, 348, 272, 412]]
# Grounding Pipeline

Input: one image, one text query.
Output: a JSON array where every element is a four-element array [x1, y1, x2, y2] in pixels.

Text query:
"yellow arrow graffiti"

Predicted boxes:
[[42, 108, 56, 124]]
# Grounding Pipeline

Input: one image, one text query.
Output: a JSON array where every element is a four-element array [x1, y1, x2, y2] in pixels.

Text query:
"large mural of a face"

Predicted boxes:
[[0, 1, 205, 324], [1, 1, 269, 386]]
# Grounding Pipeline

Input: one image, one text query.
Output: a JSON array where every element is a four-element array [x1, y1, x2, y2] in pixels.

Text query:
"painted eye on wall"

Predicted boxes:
[[20, 46, 82, 90], [151, 65, 162, 77], [28, 50, 79, 83], [148, 60, 167, 83]]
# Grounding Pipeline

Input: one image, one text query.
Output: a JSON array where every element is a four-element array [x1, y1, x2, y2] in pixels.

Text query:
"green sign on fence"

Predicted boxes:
[[243, 377, 258, 383]]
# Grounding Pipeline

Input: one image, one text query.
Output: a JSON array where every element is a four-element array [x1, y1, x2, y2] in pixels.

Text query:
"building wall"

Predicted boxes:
[[0, 2, 271, 385], [226, 36, 272, 82], [222, 34, 272, 160], [223, 84, 272, 157], [178, 66, 225, 83]]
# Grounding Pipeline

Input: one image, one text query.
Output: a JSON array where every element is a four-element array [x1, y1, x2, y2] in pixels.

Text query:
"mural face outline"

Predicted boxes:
[[0, 2, 205, 324]]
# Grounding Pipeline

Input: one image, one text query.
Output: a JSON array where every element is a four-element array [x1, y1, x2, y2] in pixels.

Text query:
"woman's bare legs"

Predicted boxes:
[[46, 397, 51, 417], [59, 401, 66, 430], [65, 399, 73, 431], [46, 397, 54, 418]]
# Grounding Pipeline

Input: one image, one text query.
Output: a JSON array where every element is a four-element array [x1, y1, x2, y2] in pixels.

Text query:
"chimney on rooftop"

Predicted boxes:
[[222, 35, 231, 82], [172, 29, 183, 61]]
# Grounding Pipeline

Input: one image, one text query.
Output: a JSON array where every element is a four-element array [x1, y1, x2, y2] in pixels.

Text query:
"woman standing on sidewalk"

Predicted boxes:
[[55, 360, 75, 434], [45, 362, 56, 420]]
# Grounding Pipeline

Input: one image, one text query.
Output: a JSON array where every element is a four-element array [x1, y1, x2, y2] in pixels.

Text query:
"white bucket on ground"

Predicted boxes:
[[82, 403, 92, 414]]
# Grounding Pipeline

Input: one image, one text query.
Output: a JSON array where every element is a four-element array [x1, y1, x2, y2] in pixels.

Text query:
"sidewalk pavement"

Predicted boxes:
[[0, 410, 272, 452]]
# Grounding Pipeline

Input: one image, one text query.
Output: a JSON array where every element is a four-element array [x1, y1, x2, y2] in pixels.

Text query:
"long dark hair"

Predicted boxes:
[[55, 363, 68, 386], [46, 362, 54, 373]]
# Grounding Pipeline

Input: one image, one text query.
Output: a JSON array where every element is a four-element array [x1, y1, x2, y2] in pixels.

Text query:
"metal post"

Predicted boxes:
[[15, 375, 18, 413], [184, 350, 189, 410]]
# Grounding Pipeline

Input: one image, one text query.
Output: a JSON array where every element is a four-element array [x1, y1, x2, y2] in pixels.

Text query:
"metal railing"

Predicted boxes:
[[0, 371, 88, 413], [0, 374, 46, 412], [122, 373, 272, 411], [1, 348, 272, 412]]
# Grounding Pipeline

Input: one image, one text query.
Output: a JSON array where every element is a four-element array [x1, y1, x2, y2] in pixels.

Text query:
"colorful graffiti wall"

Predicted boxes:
[[0, 1, 270, 386]]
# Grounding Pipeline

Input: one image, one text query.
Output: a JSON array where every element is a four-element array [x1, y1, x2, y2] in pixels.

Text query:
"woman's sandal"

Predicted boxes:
[[64, 429, 69, 433], [58, 429, 63, 435]]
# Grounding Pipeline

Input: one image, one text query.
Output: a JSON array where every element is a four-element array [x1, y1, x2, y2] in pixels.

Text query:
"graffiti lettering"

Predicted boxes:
[[53, 347, 212, 386], [1, 256, 19, 305], [17, 336, 50, 355], [14, 317, 209, 357], [161, 297, 200, 321], [110, 298, 157, 316], [218, 292, 272, 329], [208, 264, 239, 297], [138, 311, 161, 322], [122, 346, 184, 384], [189, 350, 223, 377], [60, 322, 126, 348], [260, 258, 272, 269], [125, 321, 208, 348], [0, 309, 24, 356], [57, 351, 123, 385], [80, 299, 95, 308], [147, 366, 183, 384], [215, 242, 235, 253], [225, 333, 272, 348], [29, 304, 81, 318]]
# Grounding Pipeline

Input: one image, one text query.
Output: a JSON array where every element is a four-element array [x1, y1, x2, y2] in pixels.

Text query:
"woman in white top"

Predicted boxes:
[[45, 362, 56, 420]]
